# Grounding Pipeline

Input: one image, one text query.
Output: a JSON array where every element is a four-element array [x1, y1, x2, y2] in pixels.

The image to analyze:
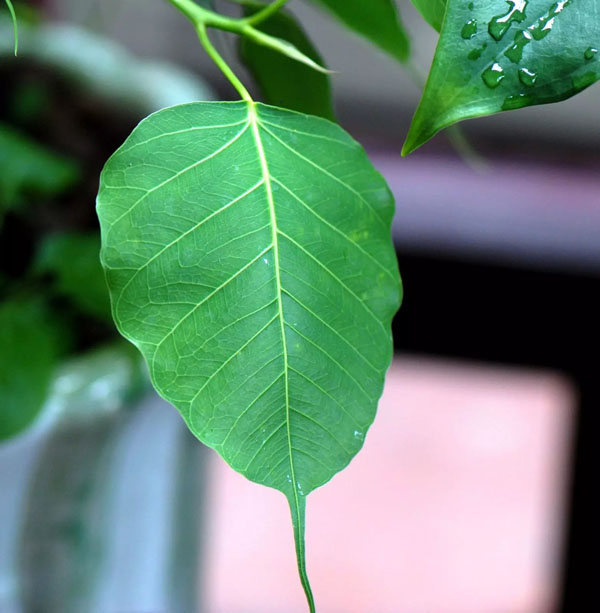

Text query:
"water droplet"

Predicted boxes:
[[482, 63, 505, 88], [468, 43, 487, 61], [461, 19, 478, 39], [529, 0, 572, 41], [263, 257, 270, 265], [504, 29, 532, 63], [353, 430, 364, 441], [584, 47, 598, 60], [489, 0, 528, 41], [518, 67, 537, 87], [502, 93, 534, 110]]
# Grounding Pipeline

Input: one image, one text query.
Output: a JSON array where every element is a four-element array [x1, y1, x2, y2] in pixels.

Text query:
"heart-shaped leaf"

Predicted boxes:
[[404, 0, 600, 154], [97, 101, 401, 609]]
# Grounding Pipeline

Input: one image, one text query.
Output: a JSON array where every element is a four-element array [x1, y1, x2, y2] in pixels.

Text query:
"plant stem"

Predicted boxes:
[[166, 0, 253, 102], [243, 0, 291, 25], [196, 22, 253, 102], [4, 0, 18, 55], [167, 0, 241, 32]]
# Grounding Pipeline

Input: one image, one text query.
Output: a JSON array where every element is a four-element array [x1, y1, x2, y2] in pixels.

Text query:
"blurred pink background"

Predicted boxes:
[[202, 356, 574, 613]]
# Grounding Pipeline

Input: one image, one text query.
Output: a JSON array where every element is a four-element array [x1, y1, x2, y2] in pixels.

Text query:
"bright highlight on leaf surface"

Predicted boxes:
[[97, 101, 401, 610], [404, 0, 600, 154]]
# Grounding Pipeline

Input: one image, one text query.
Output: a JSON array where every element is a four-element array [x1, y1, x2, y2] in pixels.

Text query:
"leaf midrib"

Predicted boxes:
[[248, 103, 298, 504], [250, 103, 316, 610]]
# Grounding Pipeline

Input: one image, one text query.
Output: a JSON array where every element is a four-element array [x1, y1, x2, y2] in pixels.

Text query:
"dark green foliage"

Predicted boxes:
[[0, 122, 79, 221], [0, 299, 60, 440], [34, 233, 112, 322], [240, 2, 335, 119], [308, 0, 410, 62]]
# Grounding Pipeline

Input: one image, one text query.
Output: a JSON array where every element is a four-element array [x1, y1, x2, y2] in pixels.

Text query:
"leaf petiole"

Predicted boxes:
[[196, 22, 253, 102], [168, 0, 328, 103], [242, 0, 291, 26]]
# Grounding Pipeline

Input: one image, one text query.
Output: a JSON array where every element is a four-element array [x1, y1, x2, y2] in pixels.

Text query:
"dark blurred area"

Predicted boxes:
[[1, 0, 598, 611]]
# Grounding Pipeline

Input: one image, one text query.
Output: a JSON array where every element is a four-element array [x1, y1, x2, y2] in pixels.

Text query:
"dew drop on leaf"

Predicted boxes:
[[468, 43, 487, 60], [504, 29, 533, 63], [584, 46, 598, 60], [481, 62, 505, 88], [488, 0, 528, 41], [461, 19, 478, 40], [518, 67, 538, 86]]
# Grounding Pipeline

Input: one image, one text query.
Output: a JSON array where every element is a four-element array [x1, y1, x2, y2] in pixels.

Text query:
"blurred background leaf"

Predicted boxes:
[[0, 299, 62, 440], [240, 1, 335, 119], [307, 0, 411, 63], [33, 232, 112, 322], [0, 122, 79, 221]]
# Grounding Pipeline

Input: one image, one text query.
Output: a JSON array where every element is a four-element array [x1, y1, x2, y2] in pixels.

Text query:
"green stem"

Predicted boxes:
[[196, 22, 253, 102], [446, 125, 489, 172], [243, 0, 291, 25], [166, 0, 253, 102], [4, 0, 18, 56], [167, 0, 242, 32]]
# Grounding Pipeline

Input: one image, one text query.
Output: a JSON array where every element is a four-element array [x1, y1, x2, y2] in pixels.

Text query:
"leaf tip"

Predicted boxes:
[[401, 131, 421, 156]]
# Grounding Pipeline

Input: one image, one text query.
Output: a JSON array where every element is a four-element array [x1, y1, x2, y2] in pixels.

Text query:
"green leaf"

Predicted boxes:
[[410, 0, 447, 31], [307, 0, 411, 62], [404, 0, 600, 154], [33, 232, 112, 322], [240, 2, 335, 120], [0, 299, 60, 440], [0, 122, 79, 219], [97, 101, 401, 610]]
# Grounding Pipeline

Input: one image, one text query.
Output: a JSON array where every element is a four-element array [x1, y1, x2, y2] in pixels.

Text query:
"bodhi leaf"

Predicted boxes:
[[410, 0, 447, 31], [97, 101, 401, 609], [240, 2, 335, 120], [404, 0, 600, 154], [307, 0, 411, 63]]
